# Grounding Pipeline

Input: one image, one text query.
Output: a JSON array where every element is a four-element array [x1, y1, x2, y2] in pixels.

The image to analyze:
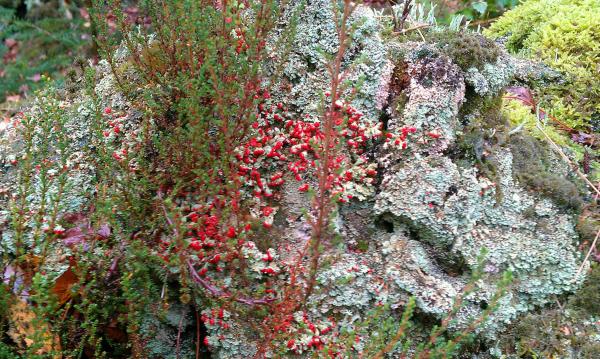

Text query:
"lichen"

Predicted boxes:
[[373, 42, 585, 343], [270, 0, 389, 120]]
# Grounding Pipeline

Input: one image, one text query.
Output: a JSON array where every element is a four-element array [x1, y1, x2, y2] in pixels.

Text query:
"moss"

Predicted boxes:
[[502, 97, 600, 183], [502, 98, 570, 146], [451, 93, 507, 201], [567, 264, 600, 317], [355, 239, 369, 252], [486, 0, 600, 130], [510, 312, 567, 357], [499, 264, 600, 357], [433, 31, 501, 72], [580, 343, 600, 359], [510, 134, 583, 211], [577, 216, 600, 243], [398, 30, 501, 72]]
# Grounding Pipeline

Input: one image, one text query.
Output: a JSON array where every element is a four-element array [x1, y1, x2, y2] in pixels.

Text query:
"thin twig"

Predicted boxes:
[[195, 310, 201, 359], [398, 0, 413, 31], [535, 122, 600, 197], [187, 259, 276, 305], [176, 308, 185, 359], [575, 229, 600, 280], [392, 23, 430, 35]]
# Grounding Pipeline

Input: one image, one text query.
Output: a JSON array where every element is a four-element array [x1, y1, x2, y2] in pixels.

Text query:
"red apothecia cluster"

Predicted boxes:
[[101, 107, 130, 162], [102, 90, 421, 352]]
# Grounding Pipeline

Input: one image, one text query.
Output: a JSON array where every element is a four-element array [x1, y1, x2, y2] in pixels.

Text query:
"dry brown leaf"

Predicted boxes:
[[7, 298, 62, 358], [52, 267, 78, 305]]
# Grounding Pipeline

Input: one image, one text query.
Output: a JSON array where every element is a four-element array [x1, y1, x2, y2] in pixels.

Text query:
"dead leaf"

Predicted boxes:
[[104, 317, 128, 343], [7, 298, 62, 358], [6, 95, 21, 103], [52, 267, 78, 305]]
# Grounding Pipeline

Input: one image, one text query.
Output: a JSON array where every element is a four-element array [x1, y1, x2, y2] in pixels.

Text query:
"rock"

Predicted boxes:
[[0, 3, 589, 358]]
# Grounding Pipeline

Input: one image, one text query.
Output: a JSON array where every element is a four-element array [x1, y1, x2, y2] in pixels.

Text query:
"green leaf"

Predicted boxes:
[[472, 1, 488, 14]]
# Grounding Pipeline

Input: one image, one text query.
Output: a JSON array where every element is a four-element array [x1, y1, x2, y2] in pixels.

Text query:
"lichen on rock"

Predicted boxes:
[[0, 2, 594, 358]]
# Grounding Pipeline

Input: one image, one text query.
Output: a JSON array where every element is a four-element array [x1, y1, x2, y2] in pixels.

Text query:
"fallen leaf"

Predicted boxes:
[[506, 86, 535, 106], [6, 95, 21, 103], [52, 267, 78, 305], [7, 298, 62, 357]]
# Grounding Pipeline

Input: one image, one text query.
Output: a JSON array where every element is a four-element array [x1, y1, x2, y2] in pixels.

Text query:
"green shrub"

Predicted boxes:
[[0, 2, 90, 102]]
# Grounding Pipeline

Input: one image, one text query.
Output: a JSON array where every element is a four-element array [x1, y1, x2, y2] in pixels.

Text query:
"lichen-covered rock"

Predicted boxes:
[[371, 40, 585, 340], [0, 3, 591, 358], [269, 0, 389, 120]]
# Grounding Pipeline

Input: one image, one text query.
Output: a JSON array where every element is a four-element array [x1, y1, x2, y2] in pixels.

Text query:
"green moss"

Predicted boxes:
[[567, 264, 600, 317], [433, 31, 501, 72], [485, 0, 600, 130], [501, 264, 600, 357], [509, 311, 566, 357], [577, 216, 600, 243], [355, 239, 369, 252], [399, 29, 501, 72], [510, 134, 583, 211], [580, 343, 600, 359], [451, 94, 507, 201], [502, 99, 570, 146]]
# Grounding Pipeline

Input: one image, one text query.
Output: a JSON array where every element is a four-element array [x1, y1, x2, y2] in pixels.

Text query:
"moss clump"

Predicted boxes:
[[432, 31, 501, 72], [503, 97, 600, 182], [504, 265, 600, 358], [567, 264, 600, 318], [485, 0, 600, 130], [577, 215, 600, 243], [502, 99, 570, 146], [510, 134, 583, 211], [397, 30, 501, 71]]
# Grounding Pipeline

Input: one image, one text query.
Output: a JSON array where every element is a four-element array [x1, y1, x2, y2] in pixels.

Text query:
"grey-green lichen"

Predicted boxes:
[[269, 0, 389, 120], [141, 303, 198, 359], [0, 4, 592, 358], [372, 41, 585, 343]]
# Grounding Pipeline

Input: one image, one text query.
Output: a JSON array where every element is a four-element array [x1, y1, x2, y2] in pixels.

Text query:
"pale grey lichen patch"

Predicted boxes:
[[270, 0, 388, 120], [203, 309, 258, 359], [381, 234, 461, 316], [393, 44, 465, 148], [376, 140, 583, 338], [372, 43, 585, 339], [465, 56, 516, 96], [141, 303, 198, 359], [312, 254, 387, 315]]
